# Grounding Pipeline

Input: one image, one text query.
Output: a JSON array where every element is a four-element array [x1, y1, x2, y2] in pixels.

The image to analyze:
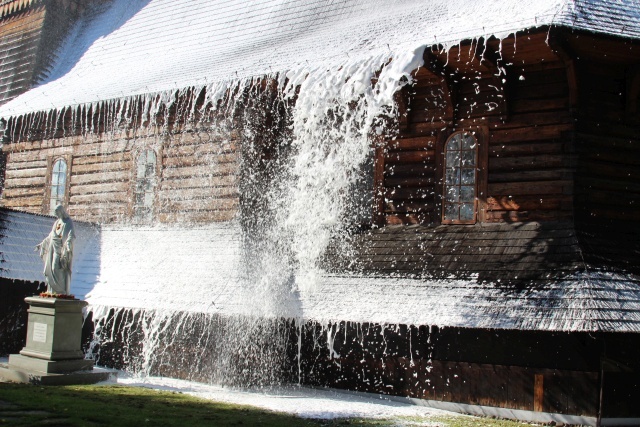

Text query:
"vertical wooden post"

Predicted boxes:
[[534, 374, 544, 412]]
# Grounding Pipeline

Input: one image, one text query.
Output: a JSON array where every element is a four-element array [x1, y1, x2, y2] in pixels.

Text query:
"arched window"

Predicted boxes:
[[49, 158, 67, 214], [443, 132, 477, 223], [133, 149, 157, 221]]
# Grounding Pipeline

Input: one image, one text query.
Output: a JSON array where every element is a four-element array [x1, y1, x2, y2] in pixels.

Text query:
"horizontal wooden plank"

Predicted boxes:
[[487, 195, 572, 211], [407, 121, 449, 136], [2, 196, 43, 208], [72, 160, 132, 175], [384, 213, 426, 225], [385, 176, 436, 188], [5, 138, 130, 160], [384, 150, 435, 164], [158, 196, 238, 213], [70, 170, 128, 186], [72, 181, 130, 196], [68, 203, 129, 220], [163, 152, 237, 168], [387, 136, 436, 151], [157, 210, 236, 223], [2, 186, 43, 199], [578, 160, 640, 182], [515, 82, 568, 100], [488, 180, 572, 196], [510, 97, 569, 114], [157, 185, 237, 201], [581, 207, 640, 222], [70, 192, 130, 205], [489, 169, 573, 184], [73, 152, 129, 166], [4, 167, 46, 180], [385, 163, 435, 176], [576, 176, 640, 195], [576, 133, 640, 151], [490, 124, 573, 144], [4, 176, 46, 189], [491, 110, 573, 130], [384, 201, 436, 213], [582, 191, 640, 208], [385, 187, 435, 200], [163, 142, 237, 159], [484, 209, 573, 222], [489, 154, 567, 171], [161, 174, 237, 190], [161, 162, 236, 179], [5, 159, 47, 170], [578, 147, 640, 168], [489, 141, 566, 156]]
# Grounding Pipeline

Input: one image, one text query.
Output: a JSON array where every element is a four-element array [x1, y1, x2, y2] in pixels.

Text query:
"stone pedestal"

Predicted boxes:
[[0, 297, 113, 385]]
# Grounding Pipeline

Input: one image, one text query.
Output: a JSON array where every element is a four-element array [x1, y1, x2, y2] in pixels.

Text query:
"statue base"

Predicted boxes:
[[0, 297, 115, 385]]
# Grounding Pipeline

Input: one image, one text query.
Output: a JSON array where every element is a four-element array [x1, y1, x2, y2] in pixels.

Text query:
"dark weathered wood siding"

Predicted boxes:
[[379, 31, 575, 226]]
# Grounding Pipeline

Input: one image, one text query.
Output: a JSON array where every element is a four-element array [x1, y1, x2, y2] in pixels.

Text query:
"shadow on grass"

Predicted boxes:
[[0, 383, 322, 427], [0, 383, 534, 427]]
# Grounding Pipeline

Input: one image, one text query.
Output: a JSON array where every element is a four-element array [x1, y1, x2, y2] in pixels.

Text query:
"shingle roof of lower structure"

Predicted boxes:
[[316, 221, 640, 332], [327, 221, 586, 283], [1, 0, 640, 118]]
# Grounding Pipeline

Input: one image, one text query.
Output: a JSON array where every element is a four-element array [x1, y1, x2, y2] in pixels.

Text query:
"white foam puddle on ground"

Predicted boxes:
[[116, 374, 459, 422]]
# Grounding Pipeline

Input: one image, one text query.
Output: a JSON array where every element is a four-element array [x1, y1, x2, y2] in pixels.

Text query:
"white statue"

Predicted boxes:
[[36, 205, 75, 295]]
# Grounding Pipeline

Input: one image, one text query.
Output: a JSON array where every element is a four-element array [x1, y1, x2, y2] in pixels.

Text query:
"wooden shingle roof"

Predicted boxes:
[[2, 0, 640, 118], [329, 221, 585, 283]]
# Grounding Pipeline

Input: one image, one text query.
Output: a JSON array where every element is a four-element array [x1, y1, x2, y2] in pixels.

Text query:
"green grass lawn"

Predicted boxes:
[[0, 383, 534, 427]]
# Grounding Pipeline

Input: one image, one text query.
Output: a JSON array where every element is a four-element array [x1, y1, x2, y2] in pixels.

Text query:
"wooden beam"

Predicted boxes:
[[422, 49, 456, 123], [476, 38, 512, 120], [534, 374, 544, 412], [548, 29, 579, 108]]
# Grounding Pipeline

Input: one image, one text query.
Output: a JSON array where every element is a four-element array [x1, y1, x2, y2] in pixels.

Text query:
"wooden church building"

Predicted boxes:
[[0, 0, 640, 425]]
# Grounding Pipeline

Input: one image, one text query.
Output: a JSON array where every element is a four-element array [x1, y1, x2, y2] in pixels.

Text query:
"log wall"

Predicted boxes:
[[380, 31, 575, 225], [2, 128, 240, 224]]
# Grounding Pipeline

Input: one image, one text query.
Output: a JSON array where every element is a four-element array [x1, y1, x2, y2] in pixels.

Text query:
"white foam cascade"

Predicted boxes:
[[280, 49, 423, 291]]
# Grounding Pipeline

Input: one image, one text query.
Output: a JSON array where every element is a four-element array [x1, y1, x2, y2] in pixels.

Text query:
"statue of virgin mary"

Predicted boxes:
[[36, 205, 75, 295]]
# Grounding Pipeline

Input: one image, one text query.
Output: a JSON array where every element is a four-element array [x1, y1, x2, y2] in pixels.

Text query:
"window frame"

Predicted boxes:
[[437, 127, 488, 225], [43, 154, 71, 215], [130, 146, 161, 222]]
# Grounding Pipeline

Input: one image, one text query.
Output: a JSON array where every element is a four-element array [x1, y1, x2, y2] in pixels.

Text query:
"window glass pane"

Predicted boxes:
[[445, 186, 459, 203], [137, 154, 147, 178], [444, 203, 458, 221], [460, 203, 475, 220], [50, 159, 67, 214], [134, 150, 157, 220], [446, 151, 460, 167], [144, 191, 154, 208], [461, 149, 475, 166], [461, 134, 476, 150], [446, 134, 461, 151], [445, 168, 460, 185], [53, 159, 66, 174], [461, 168, 475, 184], [460, 185, 475, 202], [146, 150, 156, 166]]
